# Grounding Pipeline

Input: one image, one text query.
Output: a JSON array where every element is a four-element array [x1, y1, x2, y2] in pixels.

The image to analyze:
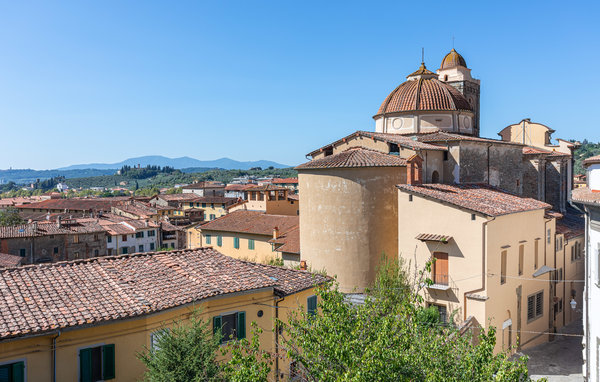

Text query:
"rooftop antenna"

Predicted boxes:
[[421, 47, 424, 64]]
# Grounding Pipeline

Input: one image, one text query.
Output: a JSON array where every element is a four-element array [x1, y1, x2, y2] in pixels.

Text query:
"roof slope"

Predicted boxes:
[[297, 147, 407, 170], [200, 210, 298, 236], [397, 183, 551, 216], [270, 226, 300, 254], [0, 248, 327, 340]]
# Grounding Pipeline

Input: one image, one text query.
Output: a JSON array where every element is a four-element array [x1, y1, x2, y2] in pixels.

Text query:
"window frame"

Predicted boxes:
[[526, 290, 544, 323], [78, 342, 115, 382], [233, 237, 240, 249], [212, 311, 246, 344], [0, 358, 26, 382], [248, 239, 255, 250]]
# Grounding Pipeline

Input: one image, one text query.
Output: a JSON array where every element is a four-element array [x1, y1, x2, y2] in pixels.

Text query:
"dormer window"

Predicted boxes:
[[324, 146, 333, 157], [388, 143, 400, 156]]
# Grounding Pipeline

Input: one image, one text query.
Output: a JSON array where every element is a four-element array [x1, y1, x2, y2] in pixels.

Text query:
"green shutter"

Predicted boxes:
[[80, 348, 92, 382], [206, 235, 211, 245], [248, 239, 254, 250], [11, 362, 24, 382], [234, 237, 239, 249], [102, 344, 115, 380], [236, 312, 246, 339], [217, 236, 222, 247], [213, 316, 222, 341], [307, 295, 317, 316]]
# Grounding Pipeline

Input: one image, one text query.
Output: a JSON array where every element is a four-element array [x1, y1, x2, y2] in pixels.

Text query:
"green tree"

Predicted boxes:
[[0, 209, 25, 226], [137, 312, 222, 382], [223, 322, 273, 382]]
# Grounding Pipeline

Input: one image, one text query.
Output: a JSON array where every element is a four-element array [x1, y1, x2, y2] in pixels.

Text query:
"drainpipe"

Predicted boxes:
[[463, 215, 495, 321], [52, 330, 61, 382], [274, 295, 284, 382]]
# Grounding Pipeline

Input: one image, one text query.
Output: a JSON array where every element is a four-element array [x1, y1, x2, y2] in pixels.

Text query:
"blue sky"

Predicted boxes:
[[0, 1, 598, 169]]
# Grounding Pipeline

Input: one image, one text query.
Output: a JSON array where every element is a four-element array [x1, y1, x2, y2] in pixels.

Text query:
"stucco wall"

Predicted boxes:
[[201, 230, 279, 264], [299, 166, 405, 292]]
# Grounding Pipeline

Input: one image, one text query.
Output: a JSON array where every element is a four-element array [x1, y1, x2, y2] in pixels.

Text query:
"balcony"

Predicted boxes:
[[428, 274, 450, 291]]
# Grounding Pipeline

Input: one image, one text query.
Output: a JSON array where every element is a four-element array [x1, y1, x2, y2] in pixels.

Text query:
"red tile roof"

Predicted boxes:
[[0, 221, 106, 239], [522, 146, 570, 158], [572, 187, 600, 205], [583, 155, 600, 166], [555, 214, 584, 240], [155, 194, 202, 202], [201, 210, 298, 236], [0, 248, 328, 340], [0, 253, 22, 268], [271, 178, 299, 184], [246, 184, 288, 192], [15, 198, 128, 212], [182, 182, 225, 190], [297, 147, 408, 170], [376, 75, 472, 116], [416, 131, 524, 146], [225, 184, 255, 191], [397, 183, 551, 216], [269, 226, 300, 254], [307, 130, 446, 158]]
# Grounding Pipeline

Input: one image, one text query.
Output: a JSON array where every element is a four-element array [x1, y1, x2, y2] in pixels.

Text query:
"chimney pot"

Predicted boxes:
[[273, 226, 279, 239]]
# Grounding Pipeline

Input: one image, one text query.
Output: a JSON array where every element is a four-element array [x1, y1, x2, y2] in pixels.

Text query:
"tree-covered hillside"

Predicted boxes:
[[574, 140, 600, 175]]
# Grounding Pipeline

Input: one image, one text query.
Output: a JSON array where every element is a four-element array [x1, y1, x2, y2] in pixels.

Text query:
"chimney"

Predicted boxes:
[[299, 260, 307, 271], [272, 226, 279, 239], [406, 155, 423, 185], [57, 216, 61, 228]]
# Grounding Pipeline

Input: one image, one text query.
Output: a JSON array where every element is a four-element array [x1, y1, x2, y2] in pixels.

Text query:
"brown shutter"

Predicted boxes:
[[433, 253, 448, 285]]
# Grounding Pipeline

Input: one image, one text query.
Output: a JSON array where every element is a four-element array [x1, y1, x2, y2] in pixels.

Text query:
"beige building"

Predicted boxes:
[[191, 210, 299, 265], [229, 184, 299, 216], [397, 183, 584, 352]]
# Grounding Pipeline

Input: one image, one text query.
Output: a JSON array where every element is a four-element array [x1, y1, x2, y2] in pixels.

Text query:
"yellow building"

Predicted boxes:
[[229, 185, 299, 216], [191, 210, 299, 265], [396, 183, 584, 353], [0, 248, 327, 381]]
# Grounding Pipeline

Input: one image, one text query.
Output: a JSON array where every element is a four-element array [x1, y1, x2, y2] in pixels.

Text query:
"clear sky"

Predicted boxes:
[[0, 1, 598, 169]]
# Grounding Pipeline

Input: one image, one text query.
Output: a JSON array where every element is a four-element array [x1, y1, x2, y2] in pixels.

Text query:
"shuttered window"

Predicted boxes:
[[205, 235, 212, 245], [248, 239, 255, 250], [518, 245, 524, 276], [0, 361, 24, 382], [213, 312, 246, 343], [217, 236, 222, 247], [307, 295, 317, 316], [233, 237, 240, 249], [80, 344, 115, 381], [527, 291, 544, 322], [500, 250, 507, 285], [534, 240, 539, 269]]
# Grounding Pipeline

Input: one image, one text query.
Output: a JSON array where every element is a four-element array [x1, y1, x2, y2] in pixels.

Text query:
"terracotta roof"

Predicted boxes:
[[375, 71, 472, 116], [306, 130, 446, 158], [297, 147, 408, 170], [0, 248, 328, 340], [287, 194, 299, 201], [440, 48, 467, 69], [246, 184, 288, 192], [201, 210, 298, 236], [416, 131, 524, 146], [583, 155, 600, 166], [0, 253, 22, 268], [523, 146, 570, 158], [555, 213, 585, 240], [572, 187, 600, 205], [112, 202, 158, 218], [415, 233, 452, 243], [156, 194, 202, 202], [0, 221, 106, 239], [193, 196, 239, 205], [182, 182, 225, 190], [225, 184, 255, 191], [15, 198, 127, 212], [271, 178, 299, 184], [269, 226, 300, 254], [397, 183, 551, 217]]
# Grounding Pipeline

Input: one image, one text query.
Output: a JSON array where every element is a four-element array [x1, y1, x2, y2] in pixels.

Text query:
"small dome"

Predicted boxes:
[[440, 48, 467, 69], [375, 64, 472, 116]]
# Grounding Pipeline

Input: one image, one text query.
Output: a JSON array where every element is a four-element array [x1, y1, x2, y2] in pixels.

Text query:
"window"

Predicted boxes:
[[94, 249, 99, 257], [443, 151, 449, 161], [73, 235, 80, 244], [248, 239, 255, 250], [121, 235, 127, 242], [138, 245, 144, 252], [527, 291, 544, 321], [79, 344, 115, 381], [534, 240, 539, 269], [217, 236, 222, 247], [74, 252, 80, 259], [107, 236, 112, 243], [210, 214, 216, 220], [107, 249, 113, 256], [189, 202, 193, 207], [324, 146, 333, 157], [150, 243, 155, 251], [547, 229, 551, 245], [171, 243, 175, 248], [233, 237, 240, 249], [211, 203, 215, 209], [0, 361, 25, 382], [150, 329, 170, 351], [408, 195, 413, 202], [307, 295, 317, 316], [54, 247, 59, 254], [213, 312, 246, 343], [518, 245, 524, 276], [18, 249, 25, 257], [433, 253, 448, 285], [431, 171, 440, 184], [94, 234, 99, 241], [121, 247, 128, 255], [431, 304, 448, 323], [388, 143, 399, 155], [202, 203, 206, 208], [471, 214, 476, 221], [206, 235, 212, 245], [136, 231, 144, 238], [148, 230, 155, 237], [501, 250, 507, 285]]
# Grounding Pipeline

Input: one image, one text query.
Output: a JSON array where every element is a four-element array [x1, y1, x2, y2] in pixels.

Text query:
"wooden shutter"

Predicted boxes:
[[307, 295, 317, 316], [236, 312, 246, 339], [501, 251, 507, 284], [80, 348, 93, 382], [11, 362, 24, 382], [213, 316, 222, 341], [102, 344, 115, 380], [518, 245, 524, 275], [433, 253, 448, 285], [234, 237, 239, 249], [527, 295, 535, 320]]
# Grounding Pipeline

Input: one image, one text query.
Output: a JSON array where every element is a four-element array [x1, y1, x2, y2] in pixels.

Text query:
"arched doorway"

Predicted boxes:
[[431, 171, 440, 183]]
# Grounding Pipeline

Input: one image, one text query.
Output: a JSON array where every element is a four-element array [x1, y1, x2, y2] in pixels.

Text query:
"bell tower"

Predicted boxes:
[[437, 49, 481, 136]]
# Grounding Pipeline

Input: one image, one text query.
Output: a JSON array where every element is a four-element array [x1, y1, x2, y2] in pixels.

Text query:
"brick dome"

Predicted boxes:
[[440, 48, 467, 69], [375, 63, 472, 116]]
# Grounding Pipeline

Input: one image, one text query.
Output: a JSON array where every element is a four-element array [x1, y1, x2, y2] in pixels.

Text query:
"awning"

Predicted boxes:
[[532, 265, 556, 278], [415, 233, 452, 243]]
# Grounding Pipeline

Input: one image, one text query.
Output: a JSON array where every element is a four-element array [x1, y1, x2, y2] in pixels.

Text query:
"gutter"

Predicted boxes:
[[463, 216, 495, 321]]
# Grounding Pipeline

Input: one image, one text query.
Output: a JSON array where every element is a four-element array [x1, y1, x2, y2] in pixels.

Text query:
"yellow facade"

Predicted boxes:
[[182, 201, 228, 220], [199, 230, 280, 264], [0, 287, 317, 381]]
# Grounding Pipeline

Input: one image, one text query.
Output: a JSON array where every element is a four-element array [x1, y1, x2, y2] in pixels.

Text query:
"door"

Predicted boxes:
[[433, 253, 448, 285]]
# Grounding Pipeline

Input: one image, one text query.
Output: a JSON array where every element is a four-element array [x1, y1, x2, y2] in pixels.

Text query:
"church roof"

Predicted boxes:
[[297, 147, 407, 170], [440, 48, 467, 69], [375, 64, 472, 117]]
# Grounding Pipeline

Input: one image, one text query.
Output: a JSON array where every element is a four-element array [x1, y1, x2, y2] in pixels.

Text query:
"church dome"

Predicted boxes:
[[375, 63, 472, 116], [440, 48, 467, 69]]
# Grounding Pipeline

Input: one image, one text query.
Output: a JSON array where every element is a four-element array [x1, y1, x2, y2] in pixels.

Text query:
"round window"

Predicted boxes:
[[392, 118, 403, 129]]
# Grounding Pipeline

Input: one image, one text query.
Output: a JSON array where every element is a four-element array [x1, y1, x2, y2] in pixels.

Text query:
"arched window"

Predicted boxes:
[[431, 171, 440, 183], [443, 75, 448, 81]]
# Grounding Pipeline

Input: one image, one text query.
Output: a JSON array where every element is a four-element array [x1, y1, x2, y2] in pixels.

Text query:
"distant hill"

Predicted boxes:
[[0, 169, 116, 185], [57, 156, 291, 171]]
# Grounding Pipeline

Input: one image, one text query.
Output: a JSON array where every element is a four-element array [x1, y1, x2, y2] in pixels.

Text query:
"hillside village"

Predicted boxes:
[[0, 48, 598, 381]]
